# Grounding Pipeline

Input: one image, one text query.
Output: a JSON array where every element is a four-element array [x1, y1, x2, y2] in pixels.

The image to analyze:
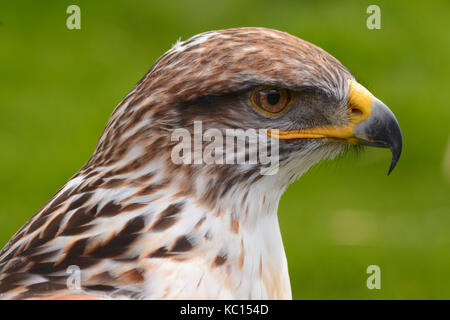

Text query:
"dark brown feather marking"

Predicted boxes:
[[41, 213, 66, 238], [151, 202, 184, 231], [26, 216, 49, 235], [95, 201, 122, 217], [213, 253, 227, 267], [53, 256, 100, 271], [101, 178, 126, 189], [148, 246, 171, 258], [60, 225, 92, 236], [28, 250, 59, 263], [17, 281, 67, 299], [120, 216, 145, 235], [171, 236, 193, 252], [67, 192, 93, 212], [27, 262, 55, 275], [63, 238, 88, 260], [60, 205, 97, 236], [89, 233, 139, 259], [84, 284, 115, 292], [120, 203, 147, 212]]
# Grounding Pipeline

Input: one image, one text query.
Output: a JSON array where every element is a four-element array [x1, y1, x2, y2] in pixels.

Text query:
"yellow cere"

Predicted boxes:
[[347, 79, 373, 124]]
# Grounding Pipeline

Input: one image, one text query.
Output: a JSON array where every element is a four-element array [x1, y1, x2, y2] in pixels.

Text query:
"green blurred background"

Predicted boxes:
[[1, 0, 449, 299]]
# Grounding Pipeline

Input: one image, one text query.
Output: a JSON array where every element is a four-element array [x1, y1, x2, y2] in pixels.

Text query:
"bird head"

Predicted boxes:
[[86, 27, 402, 213], [0, 28, 404, 300]]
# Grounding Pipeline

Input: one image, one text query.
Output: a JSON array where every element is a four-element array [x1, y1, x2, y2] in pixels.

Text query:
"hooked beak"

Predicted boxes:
[[268, 79, 403, 175], [352, 97, 402, 175]]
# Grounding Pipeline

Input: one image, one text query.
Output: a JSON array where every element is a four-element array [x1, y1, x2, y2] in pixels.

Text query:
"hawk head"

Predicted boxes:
[[0, 27, 402, 300], [89, 27, 402, 199]]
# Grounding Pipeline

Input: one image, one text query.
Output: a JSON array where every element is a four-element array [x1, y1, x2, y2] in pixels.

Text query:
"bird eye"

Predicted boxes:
[[251, 88, 293, 115]]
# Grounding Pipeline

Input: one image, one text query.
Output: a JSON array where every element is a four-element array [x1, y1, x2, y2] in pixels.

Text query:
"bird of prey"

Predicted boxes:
[[0, 27, 402, 299]]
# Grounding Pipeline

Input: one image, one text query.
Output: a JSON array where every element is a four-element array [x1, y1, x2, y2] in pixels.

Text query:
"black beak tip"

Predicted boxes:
[[387, 132, 403, 176], [387, 152, 399, 176]]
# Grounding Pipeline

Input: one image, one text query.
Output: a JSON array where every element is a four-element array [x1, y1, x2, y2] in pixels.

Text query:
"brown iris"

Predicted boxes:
[[251, 88, 293, 115]]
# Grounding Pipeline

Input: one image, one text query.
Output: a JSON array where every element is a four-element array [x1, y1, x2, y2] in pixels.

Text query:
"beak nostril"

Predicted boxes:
[[350, 107, 364, 122]]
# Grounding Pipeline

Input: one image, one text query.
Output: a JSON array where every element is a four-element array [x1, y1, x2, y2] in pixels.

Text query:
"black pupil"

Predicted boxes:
[[266, 90, 281, 105]]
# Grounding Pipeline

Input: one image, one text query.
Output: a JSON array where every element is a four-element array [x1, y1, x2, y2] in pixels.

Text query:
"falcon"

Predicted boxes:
[[0, 27, 402, 299]]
